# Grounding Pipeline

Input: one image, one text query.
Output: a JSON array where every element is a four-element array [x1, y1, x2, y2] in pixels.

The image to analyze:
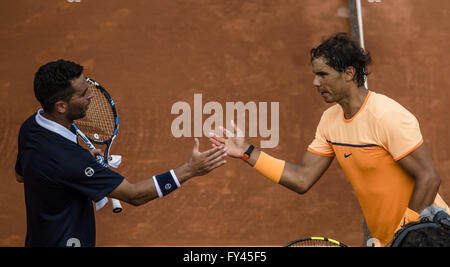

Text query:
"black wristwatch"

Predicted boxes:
[[241, 144, 255, 161]]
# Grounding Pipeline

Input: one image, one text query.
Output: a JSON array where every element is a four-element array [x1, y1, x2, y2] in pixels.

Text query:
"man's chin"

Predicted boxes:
[[69, 113, 86, 121], [321, 95, 335, 103]]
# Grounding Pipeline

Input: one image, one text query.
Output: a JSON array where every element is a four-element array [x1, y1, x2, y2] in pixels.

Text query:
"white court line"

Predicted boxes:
[[356, 0, 369, 90]]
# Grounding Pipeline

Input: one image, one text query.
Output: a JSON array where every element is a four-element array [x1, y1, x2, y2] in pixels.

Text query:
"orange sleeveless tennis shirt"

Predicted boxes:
[[308, 91, 449, 246]]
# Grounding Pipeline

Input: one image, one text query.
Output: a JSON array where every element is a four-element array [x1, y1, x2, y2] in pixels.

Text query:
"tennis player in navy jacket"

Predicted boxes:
[[15, 59, 227, 247]]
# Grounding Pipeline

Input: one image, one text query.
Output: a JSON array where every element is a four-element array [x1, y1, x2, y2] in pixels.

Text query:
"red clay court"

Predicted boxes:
[[0, 0, 449, 246]]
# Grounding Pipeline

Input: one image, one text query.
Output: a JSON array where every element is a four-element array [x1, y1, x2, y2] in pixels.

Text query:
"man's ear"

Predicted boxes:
[[343, 66, 356, 82], [54, 100, 68, 114]]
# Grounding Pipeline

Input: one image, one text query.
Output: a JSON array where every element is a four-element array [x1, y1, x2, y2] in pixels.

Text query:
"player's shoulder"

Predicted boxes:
[[20, 113, 80, 151], [321, 104, 341, 120], [367, 91, 415, 120], [18, 112, 47, 144], [19, 113, 38, 132]]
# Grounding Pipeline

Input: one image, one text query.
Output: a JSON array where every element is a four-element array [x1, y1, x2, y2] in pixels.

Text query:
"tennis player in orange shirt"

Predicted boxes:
[[209, 33, 449, 246]]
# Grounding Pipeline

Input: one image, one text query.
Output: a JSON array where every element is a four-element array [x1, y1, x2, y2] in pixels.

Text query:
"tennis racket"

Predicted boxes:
[[72, 77, 122, 213], [285, 237, 347, 247]]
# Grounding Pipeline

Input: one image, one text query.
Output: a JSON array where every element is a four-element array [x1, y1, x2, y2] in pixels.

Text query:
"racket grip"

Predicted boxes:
[[111, 198, 123, 213], [96, 155, 105, 165]]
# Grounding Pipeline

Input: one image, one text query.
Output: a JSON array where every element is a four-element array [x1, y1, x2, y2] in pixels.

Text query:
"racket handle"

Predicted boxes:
[[99, 159, 123, 213], [111, 198, 123, 213], [72, 125, 123, 214], [96, 155, 104, 164]]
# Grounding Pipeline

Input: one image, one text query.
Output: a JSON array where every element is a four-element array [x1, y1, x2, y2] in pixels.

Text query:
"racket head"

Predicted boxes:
[[74, 77, 119, 146], [285, 237, 347, 247]]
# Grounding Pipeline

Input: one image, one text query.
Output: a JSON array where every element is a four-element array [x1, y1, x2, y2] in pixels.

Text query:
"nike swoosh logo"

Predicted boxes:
[[344, 153, 352, 158]]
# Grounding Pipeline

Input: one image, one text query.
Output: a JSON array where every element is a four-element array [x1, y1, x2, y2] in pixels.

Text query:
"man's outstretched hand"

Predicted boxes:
[[186, 138, 228, 177], [208, 120, 250, 158]]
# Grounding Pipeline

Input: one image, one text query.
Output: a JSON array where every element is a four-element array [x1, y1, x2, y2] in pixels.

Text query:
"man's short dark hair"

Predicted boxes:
[[310, 32, 371, 87], [34, 59, 83, 112]]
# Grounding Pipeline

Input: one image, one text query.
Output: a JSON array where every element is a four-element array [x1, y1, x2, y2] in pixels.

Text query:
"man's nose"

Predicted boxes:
[[313, 75, 320, 87], [87, 89, 94, 99]]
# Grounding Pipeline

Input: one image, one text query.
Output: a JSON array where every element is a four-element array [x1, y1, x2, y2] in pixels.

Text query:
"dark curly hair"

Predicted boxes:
[[34, 59, 84, 112], [310, 32, 371, 87]]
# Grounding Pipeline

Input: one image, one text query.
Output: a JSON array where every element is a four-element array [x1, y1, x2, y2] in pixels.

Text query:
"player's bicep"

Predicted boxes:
[[280, 150, 334, 194], [300, 150, 335, 179], [397, 143, 439, 181], [397, 143, 441, 212]]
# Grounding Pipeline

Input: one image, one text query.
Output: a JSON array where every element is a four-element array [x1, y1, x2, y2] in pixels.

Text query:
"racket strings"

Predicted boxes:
[[288, 239, 342, 247], [76, 83, 116, 142]]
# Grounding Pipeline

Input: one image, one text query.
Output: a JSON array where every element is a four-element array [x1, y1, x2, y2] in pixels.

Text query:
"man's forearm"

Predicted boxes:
[[129, 178, 160, 206], [134, 163, 193, 205], [173, 162, 194, 183], [242, 146, 307, 193], [112, 166, 188, 206], [242, 147, 333, 195], [132, 164, 192, 205]]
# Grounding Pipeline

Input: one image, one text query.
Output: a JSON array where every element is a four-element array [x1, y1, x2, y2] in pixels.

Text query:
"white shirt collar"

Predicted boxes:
[[35, 109, 78, 144]]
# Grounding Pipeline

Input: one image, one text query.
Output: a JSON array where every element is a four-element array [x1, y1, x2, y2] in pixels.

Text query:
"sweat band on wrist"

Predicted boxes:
[[153, 169, 181, 198], [253, 151, 285, 184]]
